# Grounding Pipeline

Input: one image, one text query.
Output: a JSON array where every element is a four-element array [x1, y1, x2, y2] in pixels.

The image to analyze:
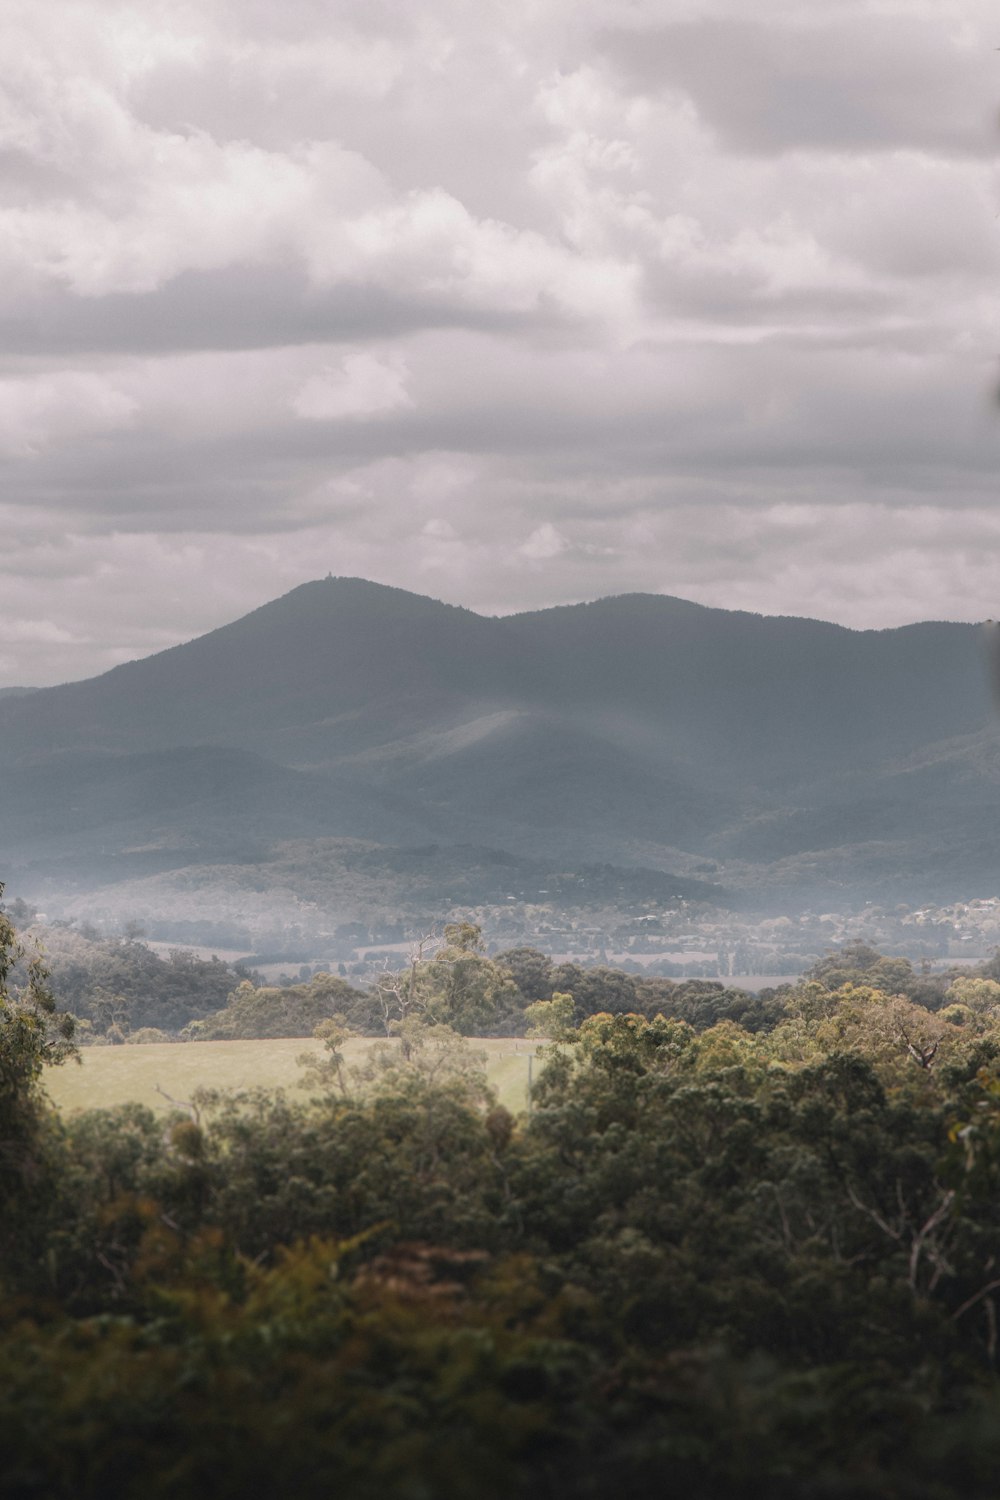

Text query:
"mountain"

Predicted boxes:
[[0, 577, 997, 912]]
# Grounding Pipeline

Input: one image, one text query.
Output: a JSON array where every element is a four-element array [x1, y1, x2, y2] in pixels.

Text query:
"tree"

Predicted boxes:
[[495, 947, 554, 1003], [298, 1017, 353, 1095], [804, 943, 932, 1003], [91, 986, 131, 1041], [945, 977, 1000, 1015], [0, 885, 76, 1275], [185, 973, 365, 1040], [428, 925, 521, 1034], [549, 963, 637, 1021], [369, 925, 522, 1040], [369, 930, 439, 1043], [524, 992, 575, 1041]]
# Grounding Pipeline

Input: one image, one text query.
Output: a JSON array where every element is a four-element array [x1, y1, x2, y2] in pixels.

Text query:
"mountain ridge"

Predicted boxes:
[[1, 577, 997, 911]]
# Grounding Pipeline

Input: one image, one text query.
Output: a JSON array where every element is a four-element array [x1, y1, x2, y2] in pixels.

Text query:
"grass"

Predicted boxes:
[[45, 1036, 542, 1117]]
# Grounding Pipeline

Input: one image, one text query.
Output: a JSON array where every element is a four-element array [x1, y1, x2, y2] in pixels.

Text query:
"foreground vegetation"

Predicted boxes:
[[9, 892, 1000, 1495]]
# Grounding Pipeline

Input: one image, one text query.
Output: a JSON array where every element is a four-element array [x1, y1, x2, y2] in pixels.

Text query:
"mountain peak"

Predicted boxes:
[[0, 578, 995, 906]]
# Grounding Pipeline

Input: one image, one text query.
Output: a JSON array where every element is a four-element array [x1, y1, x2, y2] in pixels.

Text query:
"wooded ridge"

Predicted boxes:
[[1, 577, 997, 907]]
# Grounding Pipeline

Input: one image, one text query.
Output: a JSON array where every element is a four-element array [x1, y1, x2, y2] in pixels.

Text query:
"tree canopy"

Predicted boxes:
[[6, 922, 1000, 1494]]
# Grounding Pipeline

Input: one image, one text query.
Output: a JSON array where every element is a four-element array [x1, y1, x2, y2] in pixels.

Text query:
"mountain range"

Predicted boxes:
[[2, 577, 998, 917]]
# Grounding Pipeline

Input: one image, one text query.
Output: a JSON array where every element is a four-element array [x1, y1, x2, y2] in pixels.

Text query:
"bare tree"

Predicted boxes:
[[369, 929, 439, 1054]]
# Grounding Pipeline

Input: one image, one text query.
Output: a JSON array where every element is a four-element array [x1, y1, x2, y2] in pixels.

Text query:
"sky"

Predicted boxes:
[[2, 0, 999, 686]]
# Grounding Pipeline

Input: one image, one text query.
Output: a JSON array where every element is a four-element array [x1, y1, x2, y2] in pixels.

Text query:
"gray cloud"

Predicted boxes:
[[1, 0, 998, 685], [599, 15, 998, 157], [0, 266, 551, 359]]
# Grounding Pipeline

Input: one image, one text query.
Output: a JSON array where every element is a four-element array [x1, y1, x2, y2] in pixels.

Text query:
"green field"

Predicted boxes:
[[45, 1036, 541, 1117]]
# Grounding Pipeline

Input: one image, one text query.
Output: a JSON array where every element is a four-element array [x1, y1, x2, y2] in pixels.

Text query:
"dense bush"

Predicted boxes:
[[183, 973, 366, 1039], [10, 916, 1000, 1495], [14, 924, 257, 1035]]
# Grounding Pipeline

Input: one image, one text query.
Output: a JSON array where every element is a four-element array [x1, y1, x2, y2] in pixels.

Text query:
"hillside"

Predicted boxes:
[[0, 577, 997, 914]]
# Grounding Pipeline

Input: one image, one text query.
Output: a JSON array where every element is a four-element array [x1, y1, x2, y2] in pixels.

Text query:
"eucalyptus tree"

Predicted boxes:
[[0, 884, 76, 1277]]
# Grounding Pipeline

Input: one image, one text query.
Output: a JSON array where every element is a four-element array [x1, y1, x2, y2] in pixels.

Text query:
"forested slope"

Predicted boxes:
[[1, 577, 997, 904]]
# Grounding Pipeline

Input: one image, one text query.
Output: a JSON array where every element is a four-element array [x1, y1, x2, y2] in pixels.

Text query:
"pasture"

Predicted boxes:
[[44, 1036, 542, 1117]]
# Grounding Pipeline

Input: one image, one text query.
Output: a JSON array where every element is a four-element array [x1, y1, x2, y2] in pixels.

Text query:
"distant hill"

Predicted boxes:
[[1, 577, 997, 911]]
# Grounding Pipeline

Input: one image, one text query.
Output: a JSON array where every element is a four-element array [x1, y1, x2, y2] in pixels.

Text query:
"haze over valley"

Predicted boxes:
[[3, 575, 999, 965]]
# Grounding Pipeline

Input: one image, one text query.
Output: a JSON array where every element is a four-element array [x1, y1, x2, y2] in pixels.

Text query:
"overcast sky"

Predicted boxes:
[[2, 0, 999, 685]]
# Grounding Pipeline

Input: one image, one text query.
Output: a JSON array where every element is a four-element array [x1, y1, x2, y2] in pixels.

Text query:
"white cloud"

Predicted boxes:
[[5, 619, 76, 644], [291, 350, 413, 421], [0, 371, 136, 456], [520, 522, 568, 561], [3, 137, 382, 298]]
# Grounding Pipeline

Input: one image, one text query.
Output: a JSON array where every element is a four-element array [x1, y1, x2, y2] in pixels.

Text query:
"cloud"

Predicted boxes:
[[520, 522, 568, 561], [0, 371, 136, 456], [1, 0, 999, 685], [3, 137, 380, 298], [291, 350, 413, 421], [5, 620, 76, 644], [598, 13, 998, 157]]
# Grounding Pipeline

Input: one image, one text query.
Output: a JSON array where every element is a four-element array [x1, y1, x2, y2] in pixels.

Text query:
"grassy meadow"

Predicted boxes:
[[44, 1036, 541, 1117]]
